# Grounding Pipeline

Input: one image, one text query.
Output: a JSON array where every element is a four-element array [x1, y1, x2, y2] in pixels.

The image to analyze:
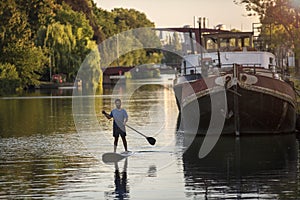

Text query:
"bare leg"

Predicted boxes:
[[121, 136, 128, 151], [114, 136, 119, 152]]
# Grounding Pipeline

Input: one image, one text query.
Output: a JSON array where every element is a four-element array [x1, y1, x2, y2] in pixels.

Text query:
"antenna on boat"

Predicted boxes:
[[189, 29, 195, 54], [198, 17, 203, 47], [198, 17, 204, 67]]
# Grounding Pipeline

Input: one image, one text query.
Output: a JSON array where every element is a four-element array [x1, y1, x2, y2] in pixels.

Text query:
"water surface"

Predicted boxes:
[[0, 76, 299, 199]]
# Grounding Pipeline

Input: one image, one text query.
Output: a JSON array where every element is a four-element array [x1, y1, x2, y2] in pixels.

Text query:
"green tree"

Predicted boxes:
[[112, 8, 155, 30], [0, 63, 20, 94], [101, 30, 162, 67], [56, 3, 95, 80], [41, 3, 97, 81], [78, 47, 101, 91], [16, 0, 56, 38], [106, 8, 162, 66], [43, 22, 76, 79], [0, 0, 47, 89], [93, 7, 117, 39], [65, 3, 163, 67], [0, 0, 162, 93], [237, 0, 300, 74], [60, 0, 106, 43], [6, 44, 47, 87], [162, 32, 183, 67]]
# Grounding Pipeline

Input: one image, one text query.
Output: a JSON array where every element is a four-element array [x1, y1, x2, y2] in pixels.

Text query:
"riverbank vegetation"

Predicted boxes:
[[0, 0, 160, 95], [236, 0, 300, 75], [4, 0, 299, 95]]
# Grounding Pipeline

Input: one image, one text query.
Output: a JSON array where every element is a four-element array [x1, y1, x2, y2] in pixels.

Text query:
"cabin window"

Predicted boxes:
[[269, 57, 273, 65], [206, 39, 216, 50]]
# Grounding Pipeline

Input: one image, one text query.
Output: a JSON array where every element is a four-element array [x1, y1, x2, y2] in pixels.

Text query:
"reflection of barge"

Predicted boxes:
[[181, 134, 298, 199], [173, 31, 297, 135]]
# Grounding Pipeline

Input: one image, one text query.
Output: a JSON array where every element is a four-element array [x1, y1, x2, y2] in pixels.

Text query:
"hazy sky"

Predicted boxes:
[[94, 0, 259, 31]]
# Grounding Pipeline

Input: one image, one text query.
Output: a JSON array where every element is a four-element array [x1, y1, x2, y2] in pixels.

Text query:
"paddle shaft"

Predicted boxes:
[[125, 124, 147, 138], [102, 110, 156, 145], [102, 111, 146, 137], [126, 124, 156, 145]]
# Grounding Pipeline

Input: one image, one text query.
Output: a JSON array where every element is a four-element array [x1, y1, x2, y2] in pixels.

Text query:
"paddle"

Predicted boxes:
[[102, 110, 156, 145], [125, 124, 156, 145]]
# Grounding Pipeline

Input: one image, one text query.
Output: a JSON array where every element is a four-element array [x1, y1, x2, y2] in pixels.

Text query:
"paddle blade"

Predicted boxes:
[[146, 137, 156, 145]]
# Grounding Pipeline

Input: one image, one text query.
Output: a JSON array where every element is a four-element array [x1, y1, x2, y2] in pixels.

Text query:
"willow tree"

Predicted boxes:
[[237, 0, 300, 74], [40, 3, 98, 82]]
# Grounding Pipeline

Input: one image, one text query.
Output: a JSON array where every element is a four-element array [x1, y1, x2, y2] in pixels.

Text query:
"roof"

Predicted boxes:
[[102, 66, 135, 75]]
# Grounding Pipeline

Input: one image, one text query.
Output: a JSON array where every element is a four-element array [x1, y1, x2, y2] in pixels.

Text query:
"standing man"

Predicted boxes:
[[103, 99, 128, 153]]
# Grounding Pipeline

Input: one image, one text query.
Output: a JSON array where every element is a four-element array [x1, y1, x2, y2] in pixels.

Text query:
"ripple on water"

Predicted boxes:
[[0, 133, 111, 199]]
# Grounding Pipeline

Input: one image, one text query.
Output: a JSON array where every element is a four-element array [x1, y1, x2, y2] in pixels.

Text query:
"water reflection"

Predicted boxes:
[[181, 133, 299, 199], [0, 77, 178, 199], [0, 133, 101, 199], [0, 89, 75, 137], [114, 159, 129, 200], [2, 77, 299, 199]]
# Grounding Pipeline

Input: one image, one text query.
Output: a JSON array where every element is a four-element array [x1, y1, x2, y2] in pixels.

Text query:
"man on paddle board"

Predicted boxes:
[[103, 99, 129, 153]]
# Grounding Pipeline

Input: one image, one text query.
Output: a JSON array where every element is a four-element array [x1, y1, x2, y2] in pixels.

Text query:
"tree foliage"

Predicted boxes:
[[96, 8, 162, 67], [0, 63, 20, 94], [17, 0, 56, 37], [40, 3, 96, 81], [162, 32, 183, 67], [0, 0, 48, 89], [0, 0, 161, 94], [236, 0, 300, 73]]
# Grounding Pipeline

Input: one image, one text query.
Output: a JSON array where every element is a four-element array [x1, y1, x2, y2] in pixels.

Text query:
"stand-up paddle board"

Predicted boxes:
[[102, 151, 134, 163]]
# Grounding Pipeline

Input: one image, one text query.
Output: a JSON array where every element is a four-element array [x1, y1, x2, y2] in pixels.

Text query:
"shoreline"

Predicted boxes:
[[36, 82, 76, 89]]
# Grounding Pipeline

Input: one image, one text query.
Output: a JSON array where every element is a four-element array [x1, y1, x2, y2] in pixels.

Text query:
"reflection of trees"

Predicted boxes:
[[181, 134, 299, 199], [0, 92, 75, 137], [127, 84, 163, 117], [95, 83, 168, 136]]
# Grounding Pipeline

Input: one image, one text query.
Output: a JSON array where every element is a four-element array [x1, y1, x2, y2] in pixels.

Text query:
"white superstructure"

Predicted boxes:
[[181, 50, 276, 75]]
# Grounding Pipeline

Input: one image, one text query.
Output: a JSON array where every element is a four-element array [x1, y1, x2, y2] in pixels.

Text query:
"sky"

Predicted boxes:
[[94, 0, 259, 31]]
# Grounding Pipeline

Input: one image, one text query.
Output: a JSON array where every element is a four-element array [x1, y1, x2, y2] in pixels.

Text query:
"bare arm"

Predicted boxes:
[[102, 110, 112, 119], [123, 110, 128, 125], [123, 117, 128, 125]]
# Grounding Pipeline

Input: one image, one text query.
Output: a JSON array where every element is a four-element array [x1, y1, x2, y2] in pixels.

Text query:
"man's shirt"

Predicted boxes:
[[110, 109, 128, 131]]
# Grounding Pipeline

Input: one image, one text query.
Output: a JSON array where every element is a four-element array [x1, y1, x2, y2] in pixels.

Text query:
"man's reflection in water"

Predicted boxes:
[[147, 165, 157, 177], [114, 158, 129, 199]]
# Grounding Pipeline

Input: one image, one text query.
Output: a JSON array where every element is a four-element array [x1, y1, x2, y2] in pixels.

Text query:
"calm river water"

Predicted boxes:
[[0, 75, 300, 199]]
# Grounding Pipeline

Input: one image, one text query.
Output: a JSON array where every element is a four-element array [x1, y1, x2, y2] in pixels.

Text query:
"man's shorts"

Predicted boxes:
[[113, 127, 126, 137]]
